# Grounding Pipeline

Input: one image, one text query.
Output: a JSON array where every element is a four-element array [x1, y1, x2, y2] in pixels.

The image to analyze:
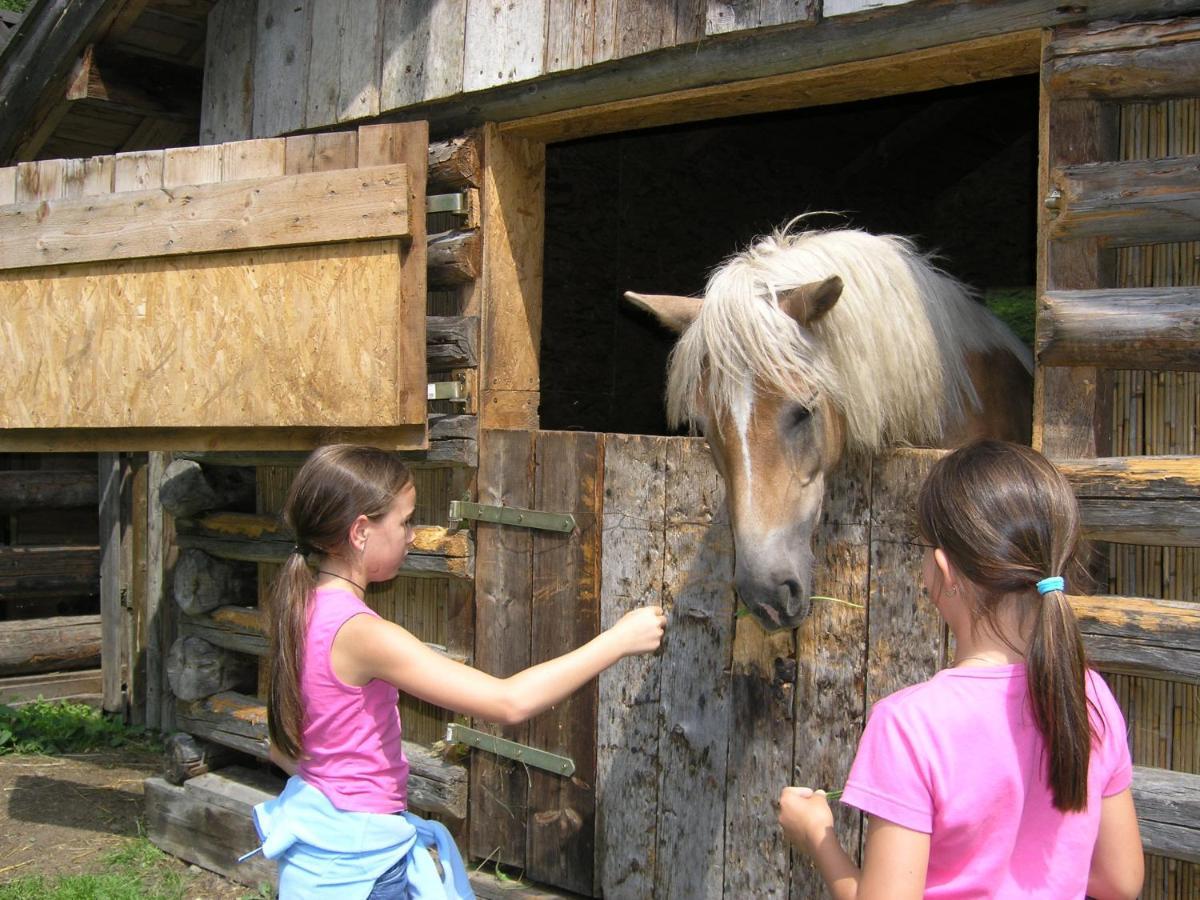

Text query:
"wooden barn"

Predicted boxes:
[[1, 0, 1198, 896]]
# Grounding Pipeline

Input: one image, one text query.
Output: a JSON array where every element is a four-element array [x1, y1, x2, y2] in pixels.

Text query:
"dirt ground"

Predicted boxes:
[[0, 749, 252, 898]]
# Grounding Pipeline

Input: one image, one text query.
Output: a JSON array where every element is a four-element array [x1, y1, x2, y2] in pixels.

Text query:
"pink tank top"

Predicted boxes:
[[296, 586, 409, 813]]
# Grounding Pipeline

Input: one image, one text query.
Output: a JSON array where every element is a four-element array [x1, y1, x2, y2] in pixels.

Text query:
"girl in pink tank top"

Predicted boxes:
[[261, 445, 667, 899], [778, 441, 1144, 900]]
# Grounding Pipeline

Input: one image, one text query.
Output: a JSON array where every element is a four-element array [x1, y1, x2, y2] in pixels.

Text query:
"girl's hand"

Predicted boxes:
[[778, 786, 835, 856], [609, 606, 667, 656]]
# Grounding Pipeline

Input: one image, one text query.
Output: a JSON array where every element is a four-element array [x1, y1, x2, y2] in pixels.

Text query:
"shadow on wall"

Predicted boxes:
[[541, 75, 1038, 436]]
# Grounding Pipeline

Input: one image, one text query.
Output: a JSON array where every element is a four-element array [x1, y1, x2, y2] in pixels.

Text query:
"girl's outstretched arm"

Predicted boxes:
[[333, 606, 666, 724], [779, 787, 928, 900]]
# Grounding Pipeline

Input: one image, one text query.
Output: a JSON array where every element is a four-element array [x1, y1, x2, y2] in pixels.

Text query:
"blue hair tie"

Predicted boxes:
[[1036, 576, 1064, 596]]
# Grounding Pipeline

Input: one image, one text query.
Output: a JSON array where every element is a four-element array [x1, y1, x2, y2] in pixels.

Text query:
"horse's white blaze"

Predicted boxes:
[[731, 377, 755, 515]]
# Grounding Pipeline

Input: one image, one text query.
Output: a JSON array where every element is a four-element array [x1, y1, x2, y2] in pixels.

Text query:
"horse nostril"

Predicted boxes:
[[782, 579, 802, 602]]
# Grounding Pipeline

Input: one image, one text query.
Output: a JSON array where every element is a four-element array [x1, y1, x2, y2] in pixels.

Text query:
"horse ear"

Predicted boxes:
[[778, 275, 843, 325], [624, 292, 702, 333]]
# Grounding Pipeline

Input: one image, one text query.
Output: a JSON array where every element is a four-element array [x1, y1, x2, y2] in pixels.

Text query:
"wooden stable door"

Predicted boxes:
[[0, 123, 428, 451], [1036, 18, 1200, 889]]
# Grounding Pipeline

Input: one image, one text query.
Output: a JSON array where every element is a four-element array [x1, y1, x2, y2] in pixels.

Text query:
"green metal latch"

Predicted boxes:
[[427, 380, 467, 402], [426, 192, 469, 215], [446, 723, 575, 777], [448, 500, 575, 533]]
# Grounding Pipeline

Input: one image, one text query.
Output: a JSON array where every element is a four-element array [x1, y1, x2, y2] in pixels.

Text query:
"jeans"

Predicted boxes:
[[365, 853, 409, 899]]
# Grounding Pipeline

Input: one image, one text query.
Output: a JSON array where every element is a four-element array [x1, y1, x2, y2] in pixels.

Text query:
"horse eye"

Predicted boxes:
[[788, 405, 812, 429]]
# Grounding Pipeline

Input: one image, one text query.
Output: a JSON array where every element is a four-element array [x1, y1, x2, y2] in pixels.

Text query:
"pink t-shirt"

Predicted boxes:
[[296, 586, 409, 813], [841, 665, 1131, 899]]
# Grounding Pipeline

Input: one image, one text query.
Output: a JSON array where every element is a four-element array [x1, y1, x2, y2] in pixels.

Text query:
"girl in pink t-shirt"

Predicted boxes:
[[779, 440, 1143, 900], [262, 445, 667, 897]]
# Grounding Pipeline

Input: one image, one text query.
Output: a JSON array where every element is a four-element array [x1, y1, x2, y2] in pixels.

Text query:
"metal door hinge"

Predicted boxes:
[[426, 192, 469, 216], [427, 379, 467, 402], [448, 499, 575, 533], [446, 723, 575, 777]]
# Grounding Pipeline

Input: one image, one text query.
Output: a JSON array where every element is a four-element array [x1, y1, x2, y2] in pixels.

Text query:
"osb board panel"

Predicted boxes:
[[0, 240, 426, 439]]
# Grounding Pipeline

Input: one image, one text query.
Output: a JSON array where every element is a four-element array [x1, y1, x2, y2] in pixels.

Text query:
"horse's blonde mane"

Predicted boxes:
[[666, 227, 1032, 455]]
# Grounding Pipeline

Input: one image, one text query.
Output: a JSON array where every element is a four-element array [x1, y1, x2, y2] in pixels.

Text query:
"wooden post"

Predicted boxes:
[[479, 125, 545, 430], [98, 452, 125, 715]]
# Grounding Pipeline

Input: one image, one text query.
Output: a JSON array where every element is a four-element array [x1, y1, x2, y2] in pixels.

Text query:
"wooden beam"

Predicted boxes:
[[0, 0, 129, 163], [1057, 456, 1200, 500], [180, 604, 468, 663], [1072, 594, 1200, 683], [1131, 766, 1200, 864], [0, 613, 102, 676], [0, 544, 99, 599], [426, 316, 480, 369], [175, 691, 468, 819], [1037, 288, 1200, 370], [428, 135, 481, 190], [0, 469, 97, 512], [65, 45, 201, 122], [1048, 155, 1200, 247], [0, 424, 427, 454], [0, 669, 103, 706], [428, 229, 481, 287], [173, 512, 474, 578], [0, 163, 411, 271], [1046, 18, 1200, 100], [1079, 498, 1200, 548]]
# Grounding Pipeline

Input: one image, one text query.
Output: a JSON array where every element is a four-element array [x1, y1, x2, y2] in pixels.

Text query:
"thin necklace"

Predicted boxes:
[[316, 570, 367, 595]]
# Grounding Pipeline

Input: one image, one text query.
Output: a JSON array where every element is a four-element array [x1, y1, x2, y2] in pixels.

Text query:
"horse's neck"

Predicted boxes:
[[938, 347, 1033, 447]]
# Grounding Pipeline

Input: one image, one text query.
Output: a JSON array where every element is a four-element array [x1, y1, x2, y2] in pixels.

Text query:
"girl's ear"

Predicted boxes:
[[347, 514, 371, 553], [933, 548, 958, 593]]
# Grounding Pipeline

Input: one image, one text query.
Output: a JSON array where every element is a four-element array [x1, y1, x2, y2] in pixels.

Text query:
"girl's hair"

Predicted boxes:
[[267, 444, 413, 759], [917, 440, 1094, 812]]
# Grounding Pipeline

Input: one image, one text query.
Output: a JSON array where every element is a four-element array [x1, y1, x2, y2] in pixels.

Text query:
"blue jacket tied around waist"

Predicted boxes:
[[247, 775, 474, 899]]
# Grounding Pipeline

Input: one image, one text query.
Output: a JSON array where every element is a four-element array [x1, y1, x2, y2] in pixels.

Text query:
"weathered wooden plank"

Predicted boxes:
[[1079, 498, 1200, 547], [0, 669, 103, 706], [0, 469, 97, 511], [98, 453, 123, 713], [112, 148, 164, 193], [791, 457, 871, 898], [1038, 287, 1200, 370], [524, 432, 602, 894], [162, 144, 223, 189], [471, 869, 588, 899], [869, 452, 945, 706], [706, 0, 817, 35], [145, 770, 278, 887], [480, 126, 544, 429], [358, 121, 430, 438], [1049, 156, 1200, 248], [546, 0, 596, 74], [307, 0, 381, 127], [655, 438, 733, 900], [1072, 594, 1200, 683], [428, 134, 482, 190], [173, 513, 473, 577], [463, 0, 545, 93], [251, 0, 311, 138], [0, 614, 102, 677], [1057, 455, 1200, 500], [221, 137, 285, 181], [0, 167, 16, 205], [199, 0, 256, 145], [597, 434, 667, 898], [1132, 766, 1200, 864], [0, 163, 411, 270], [381, 0, 467, 109], [471, 429, 535, 868], [1046, 19, 1200, 100], [144, 450, 167, 732]]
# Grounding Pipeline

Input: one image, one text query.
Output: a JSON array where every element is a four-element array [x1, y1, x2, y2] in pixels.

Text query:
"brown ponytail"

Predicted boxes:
[[917, 440, 1095, 811], [266, 445, 413, 760]]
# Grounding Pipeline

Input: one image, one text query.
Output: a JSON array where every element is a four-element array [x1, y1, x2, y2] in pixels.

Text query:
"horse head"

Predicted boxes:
[[625, 227, 1033, 633], [626, 275, 846, 631]]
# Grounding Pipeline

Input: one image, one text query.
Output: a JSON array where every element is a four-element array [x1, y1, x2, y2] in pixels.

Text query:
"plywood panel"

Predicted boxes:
[[0, 241, 422, 432]]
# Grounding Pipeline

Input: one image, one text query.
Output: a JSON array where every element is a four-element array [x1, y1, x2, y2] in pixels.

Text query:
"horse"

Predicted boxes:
[[625, 226, 1032, 631]]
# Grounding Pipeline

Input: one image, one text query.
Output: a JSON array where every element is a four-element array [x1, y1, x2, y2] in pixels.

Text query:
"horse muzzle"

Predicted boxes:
[[733, 548, 814, 632]]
